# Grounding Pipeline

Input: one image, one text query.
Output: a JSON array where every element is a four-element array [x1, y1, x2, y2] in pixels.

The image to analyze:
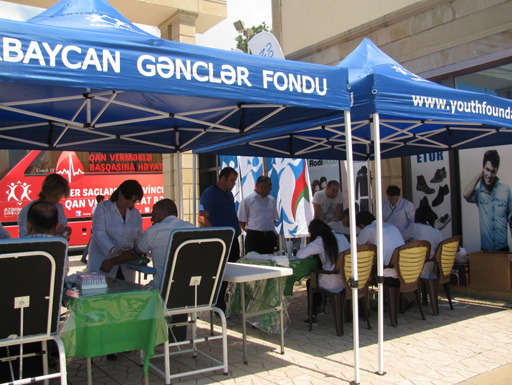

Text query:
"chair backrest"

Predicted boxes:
[[393, 240, 430, 291], [160, 227, 234, 313], [0, 238, 68, 340], [340, 244, 377, 299], [435, 235, 462, 282]]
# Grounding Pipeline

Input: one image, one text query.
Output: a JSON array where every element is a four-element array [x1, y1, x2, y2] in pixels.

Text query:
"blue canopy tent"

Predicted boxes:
[[196, 38, 512, 383], [197, 39, 512, 160], [0, 0, 357, 382], [0, 0, 350, 154]]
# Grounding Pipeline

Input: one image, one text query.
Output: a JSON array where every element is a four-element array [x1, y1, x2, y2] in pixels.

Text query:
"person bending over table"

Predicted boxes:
[[88, 180, 144, 283], [296, 219, 350, 325]]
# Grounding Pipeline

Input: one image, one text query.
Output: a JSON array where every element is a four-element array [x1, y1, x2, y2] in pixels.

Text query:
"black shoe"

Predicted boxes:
[[303, 315, 318, 326], [432, 185, 449, 207], [416, 175, 435, 194], [430, 167, 447, 183], [437, 214, 451, 230], [419, 196, 429, 207]]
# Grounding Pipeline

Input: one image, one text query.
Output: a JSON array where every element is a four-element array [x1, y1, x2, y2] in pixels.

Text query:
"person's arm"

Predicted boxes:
[[405, 201, 415, 228], [238, 198, 248, 232], [296, 237, 323, 259], [198, 210, 212, 227], [333, 203, 344, 222], [313, 202, 323, 220], [91, 202, 116, 255], [463, 171, 483, 201], [18, 204, 29, 238], [0, 223, 11, 239], [100, 247, 140, 273]]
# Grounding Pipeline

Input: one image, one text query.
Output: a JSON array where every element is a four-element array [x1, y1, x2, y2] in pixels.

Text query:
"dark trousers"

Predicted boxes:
[[245, 229, 277, 254], [306, 278, 322, 316], [216, 238, 240, 312]]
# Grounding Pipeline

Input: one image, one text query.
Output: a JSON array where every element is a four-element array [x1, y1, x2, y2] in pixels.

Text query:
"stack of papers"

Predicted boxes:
[[244, 252, 290, 267]]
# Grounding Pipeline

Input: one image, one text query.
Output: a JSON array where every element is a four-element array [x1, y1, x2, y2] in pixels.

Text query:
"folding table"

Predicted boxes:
[[223, 262, 293, 364]]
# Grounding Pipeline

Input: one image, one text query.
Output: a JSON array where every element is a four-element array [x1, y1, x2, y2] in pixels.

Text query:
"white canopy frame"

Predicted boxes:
[[0, 90, 300, 152]]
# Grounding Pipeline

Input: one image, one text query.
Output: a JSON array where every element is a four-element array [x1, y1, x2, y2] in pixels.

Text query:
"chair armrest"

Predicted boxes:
[[311, 269, 337, 275]]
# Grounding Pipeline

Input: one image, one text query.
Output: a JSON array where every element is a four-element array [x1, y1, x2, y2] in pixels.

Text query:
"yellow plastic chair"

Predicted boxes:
[[421, 235, 461, 315], [309, 244, 376, 336], [384, 241, 430, 327]]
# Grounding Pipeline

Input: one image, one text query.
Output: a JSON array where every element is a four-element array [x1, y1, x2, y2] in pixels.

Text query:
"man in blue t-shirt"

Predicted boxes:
[[199, 166, 241, 312]]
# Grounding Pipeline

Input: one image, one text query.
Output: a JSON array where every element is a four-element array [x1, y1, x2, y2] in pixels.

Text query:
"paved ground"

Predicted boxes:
[[53, 266, 512, 385]]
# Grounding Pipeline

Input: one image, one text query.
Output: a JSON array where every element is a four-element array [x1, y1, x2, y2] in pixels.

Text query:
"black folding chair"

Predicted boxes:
[[147, 227, 234, 384], [0, 238, 68, 385]]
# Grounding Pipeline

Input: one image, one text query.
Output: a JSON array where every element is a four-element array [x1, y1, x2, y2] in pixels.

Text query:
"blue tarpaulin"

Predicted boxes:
[[197, 38, 512, 160], [0, 0, 351, 154]]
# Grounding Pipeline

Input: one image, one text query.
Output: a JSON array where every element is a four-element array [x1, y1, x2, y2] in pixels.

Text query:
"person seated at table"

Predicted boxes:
[[402, 205, 442, 278], [100, 198, 195, 343], [24, 200, 59, 238], [100, 198, 195, 289], [356, 210, 405, 283], [296, 219, 350, 326], [328, 208, 361, 239]]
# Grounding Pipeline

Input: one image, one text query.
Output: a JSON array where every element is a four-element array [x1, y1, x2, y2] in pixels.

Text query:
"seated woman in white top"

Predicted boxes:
[[296, 219, 350, 324], [402, 205, 443, 278]]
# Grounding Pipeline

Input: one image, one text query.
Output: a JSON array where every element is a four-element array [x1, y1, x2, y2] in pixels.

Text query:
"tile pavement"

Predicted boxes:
[[53, 268, 512, 385]]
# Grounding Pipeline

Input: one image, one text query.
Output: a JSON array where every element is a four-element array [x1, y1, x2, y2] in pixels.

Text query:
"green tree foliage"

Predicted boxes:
[[235, 21, 270, 53]]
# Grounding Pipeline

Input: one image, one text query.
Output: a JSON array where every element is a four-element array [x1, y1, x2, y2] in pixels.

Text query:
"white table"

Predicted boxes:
[[223, 262, 293, 364]]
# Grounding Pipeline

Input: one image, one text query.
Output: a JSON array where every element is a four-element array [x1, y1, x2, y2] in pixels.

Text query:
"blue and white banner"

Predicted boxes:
[[268, 158, 312, 237]]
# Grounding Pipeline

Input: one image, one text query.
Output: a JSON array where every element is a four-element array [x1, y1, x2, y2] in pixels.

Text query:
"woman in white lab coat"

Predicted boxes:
[[87, 180, 144, 282], [296, 219, 350, 324]]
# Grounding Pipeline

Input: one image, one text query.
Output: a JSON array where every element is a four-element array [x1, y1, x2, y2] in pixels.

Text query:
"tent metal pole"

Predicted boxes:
[[192, 153, 197, 226], [372, 113, 386, 375], [345, 110, 360, 384], [177, 152, 183, 219]]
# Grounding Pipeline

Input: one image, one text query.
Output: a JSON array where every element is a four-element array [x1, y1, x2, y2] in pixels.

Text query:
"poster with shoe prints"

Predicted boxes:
[[459, 145, 512, 253], [410, 152, 452, 239]]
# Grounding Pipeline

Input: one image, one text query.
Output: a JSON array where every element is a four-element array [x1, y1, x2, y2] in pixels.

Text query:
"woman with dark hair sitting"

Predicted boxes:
[[296, 219, 350, 325], [88, 179, 144, 282]]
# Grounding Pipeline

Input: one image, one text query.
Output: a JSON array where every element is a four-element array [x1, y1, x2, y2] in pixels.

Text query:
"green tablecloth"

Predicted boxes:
[[60, 280, 168, 374], [238, 256, 320, 296]]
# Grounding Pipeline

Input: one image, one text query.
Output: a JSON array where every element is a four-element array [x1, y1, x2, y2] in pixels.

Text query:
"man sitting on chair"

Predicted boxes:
[[100, 198, 195, 289], [24, 200, 59, 237]]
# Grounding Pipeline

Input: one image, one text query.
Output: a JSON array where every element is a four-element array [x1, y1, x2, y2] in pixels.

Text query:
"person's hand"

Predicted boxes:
[[108, 245, 131, 257], [100, 258, 115, 273], [56, 225, 72, 239]]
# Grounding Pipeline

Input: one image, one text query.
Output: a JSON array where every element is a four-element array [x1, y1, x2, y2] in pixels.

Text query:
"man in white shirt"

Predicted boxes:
[[24, 200, 58, 238], [382, 185, 415, 234], [313, 180, 345, 223], [238, 176, 278, 254], [100, 198, 195, 290], [356, 210, 405, 279]]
